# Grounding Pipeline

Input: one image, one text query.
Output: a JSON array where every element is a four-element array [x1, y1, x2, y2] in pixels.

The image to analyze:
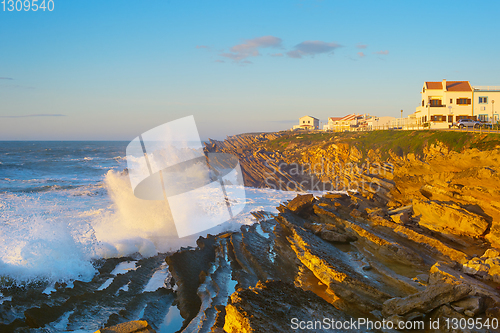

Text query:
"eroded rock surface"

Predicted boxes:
[[224, 280, 366, 333], [413, 199, 489, 237]]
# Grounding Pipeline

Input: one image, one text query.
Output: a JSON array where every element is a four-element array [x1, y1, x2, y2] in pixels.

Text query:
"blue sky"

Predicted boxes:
[[1, 0, 500, 140]]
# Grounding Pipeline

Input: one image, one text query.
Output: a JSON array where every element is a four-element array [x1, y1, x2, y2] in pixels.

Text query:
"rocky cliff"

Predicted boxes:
[[3, 130, 500, 333]]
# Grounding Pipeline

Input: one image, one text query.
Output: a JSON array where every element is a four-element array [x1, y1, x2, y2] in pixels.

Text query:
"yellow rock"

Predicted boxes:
[[94, 320, 156, 333], [482, 248, 500, 258], [413, 199, 489, 238]]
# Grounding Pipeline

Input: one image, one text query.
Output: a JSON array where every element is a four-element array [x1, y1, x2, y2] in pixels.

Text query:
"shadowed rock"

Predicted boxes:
[[382, 283, 472, 317]]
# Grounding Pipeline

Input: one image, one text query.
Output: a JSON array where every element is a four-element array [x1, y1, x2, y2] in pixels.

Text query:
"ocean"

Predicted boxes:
[[0, 141, 306, 286]]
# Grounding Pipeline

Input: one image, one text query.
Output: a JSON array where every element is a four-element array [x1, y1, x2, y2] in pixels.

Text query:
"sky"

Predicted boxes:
[[1, 0, 500, 141]]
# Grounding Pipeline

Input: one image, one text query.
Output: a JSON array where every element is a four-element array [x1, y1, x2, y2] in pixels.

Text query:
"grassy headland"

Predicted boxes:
[[263, 130, 500, 160]]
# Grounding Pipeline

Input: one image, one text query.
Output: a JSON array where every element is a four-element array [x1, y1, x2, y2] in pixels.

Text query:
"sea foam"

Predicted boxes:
[[0, 169, 322, 286]]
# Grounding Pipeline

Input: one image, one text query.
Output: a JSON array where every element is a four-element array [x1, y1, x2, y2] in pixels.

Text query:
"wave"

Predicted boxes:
[[2, 184, 82, 194], [0, 169, 325, 286], [0, 196, 97, 285]]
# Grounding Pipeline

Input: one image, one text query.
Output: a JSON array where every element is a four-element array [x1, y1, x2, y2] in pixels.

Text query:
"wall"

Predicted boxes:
[[473, 90, 500, 123]]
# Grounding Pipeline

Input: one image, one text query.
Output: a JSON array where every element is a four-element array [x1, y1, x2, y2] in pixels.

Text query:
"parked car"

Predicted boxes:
[[452, 119, 482, 128]]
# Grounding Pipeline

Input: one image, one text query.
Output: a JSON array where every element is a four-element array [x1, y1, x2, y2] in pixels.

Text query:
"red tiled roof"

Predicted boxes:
[[446, 81, 472, 91], [328, 117, 342, 121], [339, 114, 358, 121], [426, 82, 442, 89], [425, 81, 472, 92]]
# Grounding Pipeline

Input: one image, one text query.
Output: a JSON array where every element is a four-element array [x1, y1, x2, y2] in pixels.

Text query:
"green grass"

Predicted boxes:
[[264, 132, 333, 151], [262, 130, 500, 160]]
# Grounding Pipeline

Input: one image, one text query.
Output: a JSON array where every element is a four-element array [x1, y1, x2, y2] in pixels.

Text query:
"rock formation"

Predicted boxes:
[[2, 130, 500, 332]]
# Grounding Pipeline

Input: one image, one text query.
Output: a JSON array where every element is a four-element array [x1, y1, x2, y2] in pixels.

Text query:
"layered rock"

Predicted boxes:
[[224, 280, 365, 333], [413, 199, 489, 238]]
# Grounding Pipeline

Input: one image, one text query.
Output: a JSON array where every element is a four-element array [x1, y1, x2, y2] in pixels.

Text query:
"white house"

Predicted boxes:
[[325, 114, 359, 131], [292, 115, 319, 130], [366, 116, 397, 130], [473, 86, 500, 123], [414, 80, 473, 127]]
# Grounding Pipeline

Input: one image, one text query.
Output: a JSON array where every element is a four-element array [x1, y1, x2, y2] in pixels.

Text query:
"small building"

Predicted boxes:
[[414, 80, 473, 127], [292, 115, 319, 130], [366, 116, 397, 130], [326, 114, 359, 132], [473, 86, 500, 123]]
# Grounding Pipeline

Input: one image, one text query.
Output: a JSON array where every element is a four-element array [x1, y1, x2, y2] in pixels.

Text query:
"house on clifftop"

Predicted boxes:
[[324, 114, 360, 131], [414, 80, 473, 128], [292, 116, 319, 130]]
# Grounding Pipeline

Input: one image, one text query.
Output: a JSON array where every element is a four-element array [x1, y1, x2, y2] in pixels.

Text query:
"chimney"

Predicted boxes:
[[443, 79, 447, 91]]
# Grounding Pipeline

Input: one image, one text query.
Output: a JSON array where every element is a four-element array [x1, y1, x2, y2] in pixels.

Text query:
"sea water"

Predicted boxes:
[[0, 141, 314, 286]]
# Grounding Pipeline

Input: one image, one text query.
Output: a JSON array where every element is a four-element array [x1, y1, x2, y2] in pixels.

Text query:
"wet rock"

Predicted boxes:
[[95, 320, 156, 333], [413, 199, 489, 238], [165, 235, 217, 327], [382, 283, 472, 317], [24, 303, 66, 328]]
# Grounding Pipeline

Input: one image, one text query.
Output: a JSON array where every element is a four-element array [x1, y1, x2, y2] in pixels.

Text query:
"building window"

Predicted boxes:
[[450, 99, 452, 104], [478, 114, 488, 122], [479, 97, 488, 104], [430, 99, 442, 106], [456, 98, 471, 105], [308, 121, 310, 123], [448, 115, 453, 122], [422, 100, 424, 107], [431, 115, 446, 121]]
